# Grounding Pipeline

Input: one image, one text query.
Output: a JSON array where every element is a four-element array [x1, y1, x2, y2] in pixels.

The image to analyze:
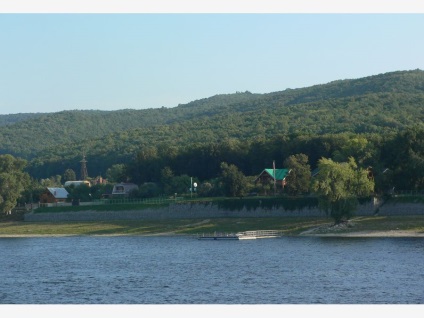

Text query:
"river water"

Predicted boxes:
[[0, 236, 423, 304]]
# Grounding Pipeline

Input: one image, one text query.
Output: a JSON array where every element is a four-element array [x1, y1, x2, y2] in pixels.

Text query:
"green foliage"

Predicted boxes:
[[312, 157, 374, 223], [65, 184, 109, 202], [381, 125, 424, 191], [18, 178, 44, 205], [212, 197, 319, 212], [283, 154, 311, 195], [33, 201, 170, 213], [105, 164, 127, 183], [40, 175, 62, 187], [66, 184, 92, 202], [160, 166, 174, 195], [0, 113, 44, 127], [219, 162, 251, 197], [197, 179, 225, 197], [135, 183, 162, 199], [63, 169, 76, 182], [159, 166, 197, 196], [331, 136, 376, 166], [169, 175, 192, 196], [0, 154, 31, 213]]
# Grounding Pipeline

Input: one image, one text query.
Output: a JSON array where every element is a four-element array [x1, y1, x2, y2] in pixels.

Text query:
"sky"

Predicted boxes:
[[1, 1, 424, 115]]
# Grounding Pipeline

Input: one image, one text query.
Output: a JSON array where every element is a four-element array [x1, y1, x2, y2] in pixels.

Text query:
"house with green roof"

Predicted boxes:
[[254, 168, 290, 192]]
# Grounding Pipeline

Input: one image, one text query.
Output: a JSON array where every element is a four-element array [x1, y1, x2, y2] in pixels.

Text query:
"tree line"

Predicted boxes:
[[121, 126, 424, 194], [2, 125, 424, 223]]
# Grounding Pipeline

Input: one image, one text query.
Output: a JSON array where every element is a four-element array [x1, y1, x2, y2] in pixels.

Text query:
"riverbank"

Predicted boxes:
[[1, 215, 423, 237], [1, 230, 424, 238], [305, 230, 424, 237], [299, 228, 424, 237]]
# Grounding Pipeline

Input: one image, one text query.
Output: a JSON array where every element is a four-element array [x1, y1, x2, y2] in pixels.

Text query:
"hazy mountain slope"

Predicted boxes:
[[0, 113, 45, 127]]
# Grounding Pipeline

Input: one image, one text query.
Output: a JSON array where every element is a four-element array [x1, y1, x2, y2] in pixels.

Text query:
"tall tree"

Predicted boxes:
[[220, 162, 250, 197], [0, 154, 31, 214], [382, 126, 424, 191], [160, 166, 175, 195], [312, 157, 374, 224], [283, 153, 311, 195], [106, 164, 127, 183], [63, 169, 77, 182], [331, 135, 376, 167], [40, 175, 62, 187]]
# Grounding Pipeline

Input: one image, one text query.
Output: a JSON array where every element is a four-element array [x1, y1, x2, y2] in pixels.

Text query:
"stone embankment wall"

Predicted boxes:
[[375, 202, 424, 216], [24, 199, 424, 222]]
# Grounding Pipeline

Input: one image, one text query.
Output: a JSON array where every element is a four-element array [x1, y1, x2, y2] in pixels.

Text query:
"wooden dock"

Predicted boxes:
[[197, 230, 282, 240], [197, 232, 239, 240]]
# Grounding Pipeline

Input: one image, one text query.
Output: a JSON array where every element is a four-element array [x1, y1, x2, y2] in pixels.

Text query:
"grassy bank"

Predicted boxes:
[[1, 216, 424, 236]]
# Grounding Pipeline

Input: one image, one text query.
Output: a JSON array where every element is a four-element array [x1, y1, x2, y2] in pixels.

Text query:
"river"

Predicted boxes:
[[1, 236, 423, 304]]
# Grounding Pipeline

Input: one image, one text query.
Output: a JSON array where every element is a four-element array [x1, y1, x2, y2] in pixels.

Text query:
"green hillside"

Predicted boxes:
[[0, 94, 261, 159], [0, 112, 45, 127], [1, 69, 424, 181]]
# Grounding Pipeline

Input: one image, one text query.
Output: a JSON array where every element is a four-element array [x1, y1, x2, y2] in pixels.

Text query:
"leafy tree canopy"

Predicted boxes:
[[312, 157, 374, 223], [63, 169, 76, 182], [0, 154, 31, 213], [220, 162, 251, 197], [283, 154, 311, 195]]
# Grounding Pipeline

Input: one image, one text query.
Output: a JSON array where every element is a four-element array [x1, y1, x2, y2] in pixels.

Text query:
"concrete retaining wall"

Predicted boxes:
[[23, 200, 424, 222], [375, 202, 424, 216], [24, 204, 324, 222]]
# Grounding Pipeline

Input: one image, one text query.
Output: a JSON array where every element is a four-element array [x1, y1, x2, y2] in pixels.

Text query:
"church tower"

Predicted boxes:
[[80, 153, 88, 180]]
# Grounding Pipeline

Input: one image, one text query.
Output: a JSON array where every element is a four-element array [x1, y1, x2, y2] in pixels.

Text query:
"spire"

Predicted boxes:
[[80, 153, 88, 180]]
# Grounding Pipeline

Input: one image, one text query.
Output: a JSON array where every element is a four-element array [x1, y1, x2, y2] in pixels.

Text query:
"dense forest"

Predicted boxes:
[[1, 69, 424, 195]]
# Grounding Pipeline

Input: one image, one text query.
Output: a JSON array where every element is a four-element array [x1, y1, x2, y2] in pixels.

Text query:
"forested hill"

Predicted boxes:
[[0, 93, 263, 159], [1, 69, 424, 178], [0, 112, 46, 127]]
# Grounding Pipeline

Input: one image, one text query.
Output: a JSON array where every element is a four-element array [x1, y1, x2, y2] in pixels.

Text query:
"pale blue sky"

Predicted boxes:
[[1, 13, 424, 114]]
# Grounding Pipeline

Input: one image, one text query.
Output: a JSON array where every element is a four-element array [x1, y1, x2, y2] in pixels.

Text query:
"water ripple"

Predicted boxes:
[[0, 236, 423, 304]]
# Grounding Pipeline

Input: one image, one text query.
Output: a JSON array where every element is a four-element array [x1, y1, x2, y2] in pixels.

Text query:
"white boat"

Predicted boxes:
[[236, 230, 281, 240]]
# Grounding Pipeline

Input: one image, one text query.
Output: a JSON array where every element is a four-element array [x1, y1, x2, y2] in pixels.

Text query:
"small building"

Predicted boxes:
[[111, 183, 139, 197], [39, 187, 70, 204], [91, 176, 108, 185], [254, 168, 290, 191]]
